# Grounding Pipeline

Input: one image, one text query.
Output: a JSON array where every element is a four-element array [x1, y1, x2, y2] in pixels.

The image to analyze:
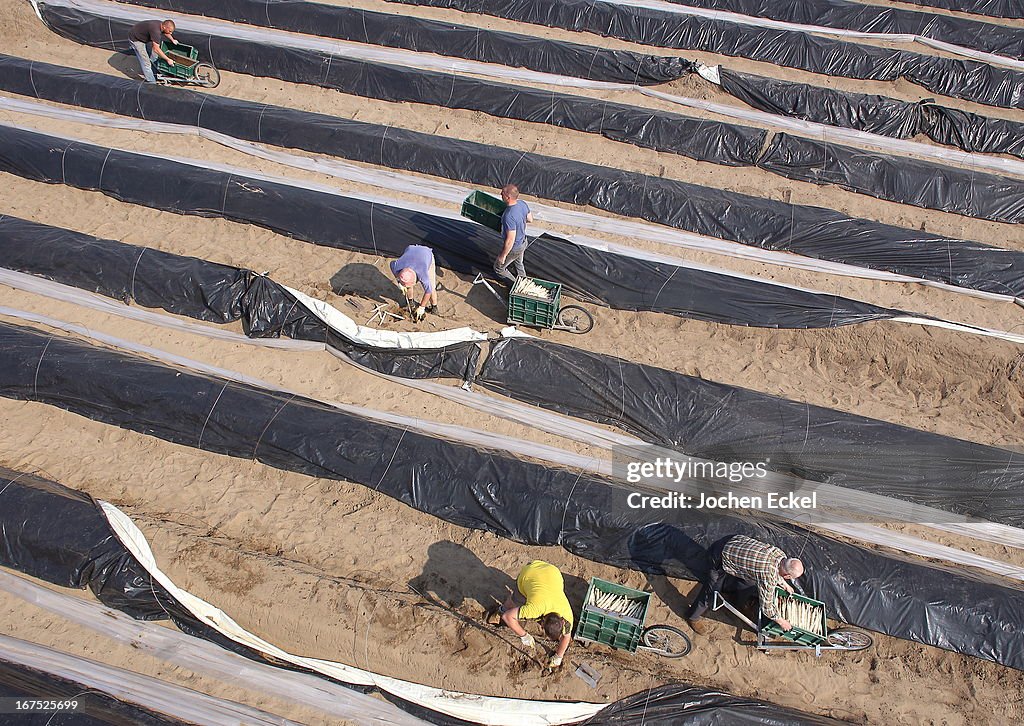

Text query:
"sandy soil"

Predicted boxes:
[[1, 0, 1024, 723]]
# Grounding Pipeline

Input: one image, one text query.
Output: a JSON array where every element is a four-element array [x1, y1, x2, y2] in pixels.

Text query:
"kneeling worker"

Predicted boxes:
[[389, 244, 438, 321], [498, 560, 574, 668], [685, 534, 804, 635]]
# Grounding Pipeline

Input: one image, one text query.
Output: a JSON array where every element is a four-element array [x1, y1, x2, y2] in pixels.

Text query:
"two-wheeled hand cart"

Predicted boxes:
[[154, 42, 221, 88], [712, 587, 873, 656], [574, 577, 691, 658], [461, 191, 594, 334]]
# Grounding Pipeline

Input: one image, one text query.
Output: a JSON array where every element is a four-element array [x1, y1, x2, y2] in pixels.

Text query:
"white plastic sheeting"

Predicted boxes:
[[0, 570, 430, 725], [96, 503, 604, 726], [0, 631, 304, 725], [283, 284, 486, 349]]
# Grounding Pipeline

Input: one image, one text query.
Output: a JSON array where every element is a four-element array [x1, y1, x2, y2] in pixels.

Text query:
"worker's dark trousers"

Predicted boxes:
[[685, 538, 756, 622]]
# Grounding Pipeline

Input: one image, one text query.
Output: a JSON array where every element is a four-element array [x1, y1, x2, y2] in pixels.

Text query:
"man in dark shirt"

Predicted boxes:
[[128, 19, 179, 84], [493, 184, 533, 283]]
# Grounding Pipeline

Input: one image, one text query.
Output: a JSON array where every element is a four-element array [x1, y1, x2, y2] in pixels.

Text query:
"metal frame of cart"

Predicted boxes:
[[154, 42, 221, 88], [711, 589, 873, 656]]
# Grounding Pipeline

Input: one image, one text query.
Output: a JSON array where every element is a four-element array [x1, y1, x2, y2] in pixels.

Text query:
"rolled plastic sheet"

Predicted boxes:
[[382, 0, 1024, 110], [110, 0, 693, 85], [477, 337, 1024, 527], [637, 0, 1024, 60], [758, 133, 1024, 224], [884, 0, 1023, 21], [2, 324, 1024, 671], [0, 127, 900, 329], [718, 68, 1024, 160], [0, 216, 483, 381]]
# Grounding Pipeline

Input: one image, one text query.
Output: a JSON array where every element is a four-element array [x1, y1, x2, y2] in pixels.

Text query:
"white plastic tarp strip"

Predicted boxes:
[[283, 284, 487, 348], [1, 106, 1019, 313], [30, 0, 1024, 181], [600, 0, 1024, 70], [0, 570, 429, 726], [2, 296, 1022, 577], [96, 503, 605, 726], [0, 631, 304, 726]]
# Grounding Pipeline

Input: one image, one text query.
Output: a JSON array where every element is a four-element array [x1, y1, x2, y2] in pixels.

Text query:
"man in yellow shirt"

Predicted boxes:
[[496, 561, 574, 668]]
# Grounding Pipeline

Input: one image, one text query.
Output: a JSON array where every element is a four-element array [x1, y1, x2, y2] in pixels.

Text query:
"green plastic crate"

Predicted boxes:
[[575, 577, 650, 653], [460, 190, 506, 233], [760, 587, 828, 646], [155, 42, 199, 80], [508, 277, 561, 329]]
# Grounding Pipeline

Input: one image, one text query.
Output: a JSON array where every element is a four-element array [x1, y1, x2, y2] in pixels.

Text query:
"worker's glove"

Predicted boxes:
[[414, 305, 426, 322], [519, 633, 535, 649], [547, 655, 563, 668]]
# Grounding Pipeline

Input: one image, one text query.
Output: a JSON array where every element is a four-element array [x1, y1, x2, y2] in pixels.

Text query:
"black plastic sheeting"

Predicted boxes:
[[759, 133, 1024, 224], [0, 655, 185, 726], [0, 126, 899, 329], [478, 337, 1024, 527], [10, 25, 767, 169], [385, 0, 1024, 110], [2, 323, 1024, 672], [116, 0, 693, 85], [656, 0, 1024, 61], [0, 216, 481, 381], [0, 468, 171, 621], [894, 0, 1023, 21], [32, 12, 1024, 229], [0, 479, 843, 726], [583, 685, 843, 726], [6, 57, 1022, 229], [34, 10, 1024, 291], [719, 68, 1024, 160], [7, 114, 1024, 307]]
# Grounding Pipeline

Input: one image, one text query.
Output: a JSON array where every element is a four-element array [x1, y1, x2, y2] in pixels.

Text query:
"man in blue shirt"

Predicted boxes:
[[494, 184, 533, 283], [389, 245, 437, 321]]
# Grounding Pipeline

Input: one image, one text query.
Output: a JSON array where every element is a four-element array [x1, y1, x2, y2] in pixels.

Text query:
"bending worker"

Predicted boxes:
[[496, 560, 573, 669], [128, 19, 179, 85], [389, 244, 438, 321], [685, 534, 804, 635], [493, 184, 533, 283]]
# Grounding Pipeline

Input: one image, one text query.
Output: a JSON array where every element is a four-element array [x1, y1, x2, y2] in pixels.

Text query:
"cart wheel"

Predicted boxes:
[[640, 625, 691, 658], [195, 63, 221, 88], [556, 305, 594, 334], [826, 628, 873, 651]]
